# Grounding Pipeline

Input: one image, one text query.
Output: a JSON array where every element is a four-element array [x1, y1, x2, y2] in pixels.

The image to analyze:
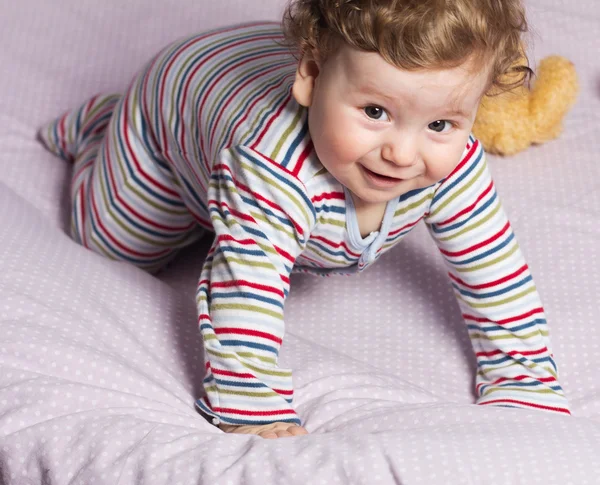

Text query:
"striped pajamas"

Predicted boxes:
[[39, 22, 570, 426]]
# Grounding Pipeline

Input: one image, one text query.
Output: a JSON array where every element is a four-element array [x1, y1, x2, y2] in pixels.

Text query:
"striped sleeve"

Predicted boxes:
[[424, 137, 570, 416], [195, 145, 316, 426]]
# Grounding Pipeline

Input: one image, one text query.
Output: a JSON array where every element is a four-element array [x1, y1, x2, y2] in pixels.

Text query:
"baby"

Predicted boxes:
[[39, 0, 570, 439]]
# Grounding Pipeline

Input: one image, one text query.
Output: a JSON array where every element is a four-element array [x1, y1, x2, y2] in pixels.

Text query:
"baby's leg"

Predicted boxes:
[[40, 93, 203, 272]]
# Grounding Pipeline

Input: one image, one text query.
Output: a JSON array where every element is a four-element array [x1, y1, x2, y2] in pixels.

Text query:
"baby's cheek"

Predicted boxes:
[[325, 126, 359, 163], [426, 153, 463, 181]]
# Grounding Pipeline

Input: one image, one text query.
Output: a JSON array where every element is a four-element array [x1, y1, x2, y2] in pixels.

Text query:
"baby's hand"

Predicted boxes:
[[218, 421, 309, 439]]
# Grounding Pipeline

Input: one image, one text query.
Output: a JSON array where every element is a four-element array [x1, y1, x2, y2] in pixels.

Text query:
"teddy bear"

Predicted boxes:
[[472, 55, 579, 156]]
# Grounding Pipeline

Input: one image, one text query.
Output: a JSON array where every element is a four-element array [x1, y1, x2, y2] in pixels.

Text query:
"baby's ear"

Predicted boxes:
[[292, 51, 321, 107]]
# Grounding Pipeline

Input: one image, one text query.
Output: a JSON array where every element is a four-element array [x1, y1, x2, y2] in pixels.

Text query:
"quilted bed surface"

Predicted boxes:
[[1, 0, 599, 483]]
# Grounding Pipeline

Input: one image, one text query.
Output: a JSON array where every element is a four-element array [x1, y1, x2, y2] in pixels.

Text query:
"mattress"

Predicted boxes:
[[1, 0, 599, 483]]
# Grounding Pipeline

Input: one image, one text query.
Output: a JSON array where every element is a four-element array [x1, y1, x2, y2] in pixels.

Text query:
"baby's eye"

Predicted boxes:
[[364, 106, 389, 121], [428, 120, 453, 133]]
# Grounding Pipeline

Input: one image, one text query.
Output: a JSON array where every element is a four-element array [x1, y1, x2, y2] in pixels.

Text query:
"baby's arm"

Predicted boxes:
[[424, 136, 570, 415], [195, 145, 316, 429]]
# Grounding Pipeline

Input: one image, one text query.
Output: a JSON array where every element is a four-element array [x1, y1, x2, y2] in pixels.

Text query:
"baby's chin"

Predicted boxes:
[[347, 185, 407, 207], [349, 178, 428, 206]]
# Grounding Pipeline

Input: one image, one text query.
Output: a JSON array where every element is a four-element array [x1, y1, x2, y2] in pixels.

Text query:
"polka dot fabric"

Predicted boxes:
[[1, 0, 599, 483]]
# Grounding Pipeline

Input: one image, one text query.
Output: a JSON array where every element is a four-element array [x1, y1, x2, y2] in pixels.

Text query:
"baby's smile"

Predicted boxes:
[[360, 165, 406, 188]]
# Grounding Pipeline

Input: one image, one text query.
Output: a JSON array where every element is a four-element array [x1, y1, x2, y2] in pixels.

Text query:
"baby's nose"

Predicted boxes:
[[382, 140, 418, 167]]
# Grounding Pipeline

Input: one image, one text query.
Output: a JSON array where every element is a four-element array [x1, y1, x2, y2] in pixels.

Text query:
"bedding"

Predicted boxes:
[[1, 0, 599, 483]]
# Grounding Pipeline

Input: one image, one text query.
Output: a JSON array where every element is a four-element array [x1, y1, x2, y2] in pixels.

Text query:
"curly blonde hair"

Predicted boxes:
[[282, 0, 532, 93]]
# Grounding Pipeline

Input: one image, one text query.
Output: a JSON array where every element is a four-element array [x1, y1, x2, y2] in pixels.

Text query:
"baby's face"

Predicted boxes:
[[293, 43, 491, 207]]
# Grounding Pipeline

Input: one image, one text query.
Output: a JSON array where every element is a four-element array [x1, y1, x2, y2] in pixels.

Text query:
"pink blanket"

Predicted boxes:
[[0, 0, 599, 483]]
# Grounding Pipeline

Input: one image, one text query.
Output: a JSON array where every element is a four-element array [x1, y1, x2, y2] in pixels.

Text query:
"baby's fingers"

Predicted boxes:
[[259, 424, 309, 439]]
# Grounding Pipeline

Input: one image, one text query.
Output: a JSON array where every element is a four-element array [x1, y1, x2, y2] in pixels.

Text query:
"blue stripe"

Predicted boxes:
[[211, 290, 283, 310], [236, 146, 315, 218], [216, 75, 291, 153], [399, 186, 429, 202], [314, 203, 345, 215], [81, 111, 113, 141], [113, 102, 185, 207], [431, 145, 483, 205], [220, 339, 278, 354], [431, 192, 498, 235], [468, 319, 546, 334], [100, 139, 190, 240], [212, 378, 269, 388], [217, 245, 266, 258], [452, 275, 533, 300], [281, 117, 309, 168], [204, 47, 288, 140], [87, 203, 174, 266], [306, 240, 356, 261], [240, 193, 294, 230], [445, 232, 515, 266]]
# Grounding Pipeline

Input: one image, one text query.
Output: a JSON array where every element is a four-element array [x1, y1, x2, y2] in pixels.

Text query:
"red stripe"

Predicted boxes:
[[212, 407, 296, 417], [211, 279, 285, 299], [449, 264, 528, 290], [310, 235, 361, 257], [211, 368, 255, 378], [476, 347, 549, 358], [207, 369, 293, 396], [295, 253, 326, 267], [250, 94, 290, 149], [104, 133, 194, 233], [215, 327, 283, 345], [208, 59, 295, 150], [440, 221, 510, 258], [291, 139, 313, 177], [463, 307, 544, 325], [479, 399, 570, 415], [58, 114, 69, 160], [88, 182, 170, 259], [157, 26, 242, 164], [192, 33, 281, 157], [78, 183, 87, 248], [222, 74, 293, 150], [388, 217, 422, 237], [311, 191, 344, 203], [120, 97, 181, 197], [210, 199, 256, 224], [213, 162, 306, 237], [212, 220, 296, 266], [443, 139, 479, 182], [437, 180, 494, 226]]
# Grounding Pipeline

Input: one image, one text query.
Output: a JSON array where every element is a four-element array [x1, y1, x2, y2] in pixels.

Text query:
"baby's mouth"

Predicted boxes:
[[361, 166, 405, 187]]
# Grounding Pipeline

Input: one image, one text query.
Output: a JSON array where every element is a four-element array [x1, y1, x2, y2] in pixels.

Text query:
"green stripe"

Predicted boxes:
[[96, 122, 191, 248], [250, 211, 297, 241], [239, 160, 312, 227], [211, 303, 283, 320], [429, 162, 486, 219], [457, 286, 537, 309], [438, 201, 501, 242], [204, 386, 280, 398], [454, 243, 520, 273], [393, 192, 433, 217], [306, 244, 350, 265], [205, 347, 291, 376], [214, 75, 281, 152], [318, 217, 345, 228], [201, 339, 277, 365], [270, 107, 303, 160], [469, 329, 549, 341], [481, 386, 562, 397], [210, 253, 277, 271]]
